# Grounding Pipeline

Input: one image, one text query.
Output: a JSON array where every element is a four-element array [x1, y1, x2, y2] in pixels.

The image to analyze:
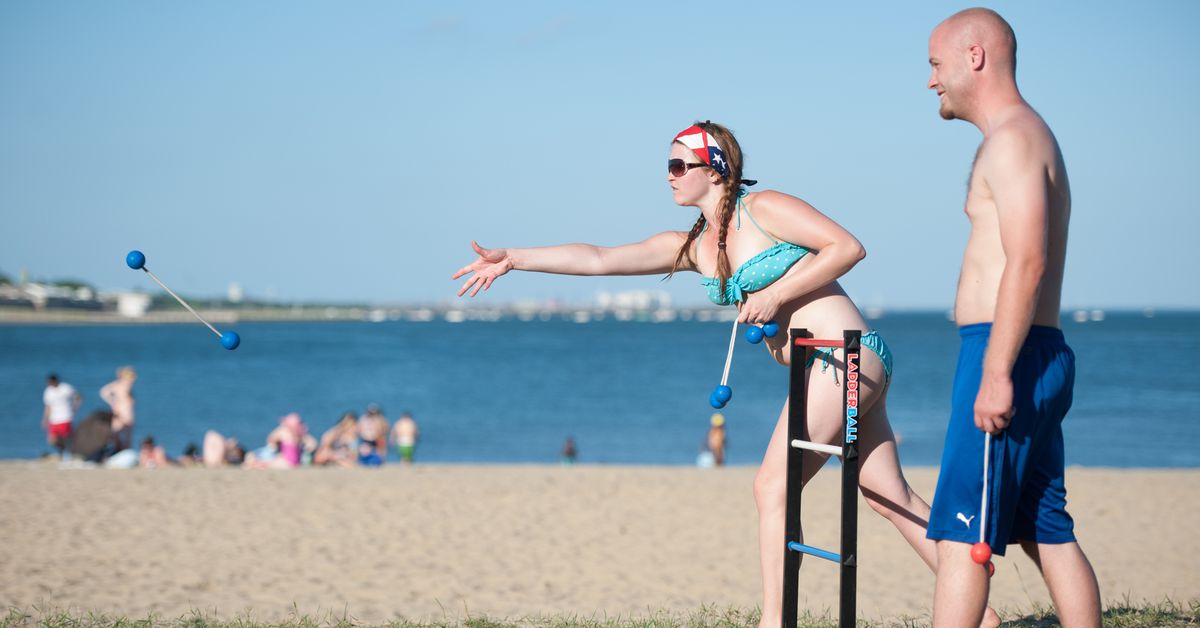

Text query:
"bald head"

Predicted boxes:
[[935, 8, 1017, 75], [927, 8, 1022, 123]]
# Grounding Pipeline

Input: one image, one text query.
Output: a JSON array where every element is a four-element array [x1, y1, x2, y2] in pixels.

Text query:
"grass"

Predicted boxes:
[[3, 598, 1197, 627], [997, 597, 1200, 627]]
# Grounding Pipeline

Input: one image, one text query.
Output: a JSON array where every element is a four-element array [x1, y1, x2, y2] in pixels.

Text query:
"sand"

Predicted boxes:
[[1, 462, 1196, 624]]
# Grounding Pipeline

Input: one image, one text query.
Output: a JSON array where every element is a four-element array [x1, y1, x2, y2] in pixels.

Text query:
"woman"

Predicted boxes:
[[454, 121, 937, 625], [315, 411, 359, 467]]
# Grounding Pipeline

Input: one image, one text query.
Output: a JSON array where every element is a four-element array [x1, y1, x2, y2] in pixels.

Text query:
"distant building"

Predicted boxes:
[[22, 283, 103, 311], [116, 292, 151, 318], [0, 284, 33, 308], [595, 290, 672, 310]]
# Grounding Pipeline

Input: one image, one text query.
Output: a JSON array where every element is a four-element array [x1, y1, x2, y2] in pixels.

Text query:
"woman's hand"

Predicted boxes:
[[453, 241, 514, 297], [738, 287, 782, 324]]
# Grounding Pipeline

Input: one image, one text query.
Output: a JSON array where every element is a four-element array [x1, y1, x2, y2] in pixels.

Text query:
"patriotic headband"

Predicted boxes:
[[674, 124, 729, 178]]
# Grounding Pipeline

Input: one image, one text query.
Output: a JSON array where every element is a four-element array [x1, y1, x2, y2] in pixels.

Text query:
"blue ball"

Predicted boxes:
[[125, 250, 146, 270], [762, 321, 779, 338], [713, 385, 733, 404], [745, 326, 764, 344], [709, 393, 726, 409], [220, 331, 241, 350]]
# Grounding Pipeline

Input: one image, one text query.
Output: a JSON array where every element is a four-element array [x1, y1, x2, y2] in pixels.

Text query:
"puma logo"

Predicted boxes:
[[956, 512, 975, 527]]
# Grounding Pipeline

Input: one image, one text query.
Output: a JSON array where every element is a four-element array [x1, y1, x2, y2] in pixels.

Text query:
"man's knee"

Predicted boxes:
[[936, 539, 972, 568]]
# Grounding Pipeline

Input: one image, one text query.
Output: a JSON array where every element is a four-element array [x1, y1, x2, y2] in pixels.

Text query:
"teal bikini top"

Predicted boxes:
[[699, 191, 810, 306]]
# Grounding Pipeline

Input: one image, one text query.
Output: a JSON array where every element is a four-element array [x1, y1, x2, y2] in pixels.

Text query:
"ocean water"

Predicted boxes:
[[1, 312, 1197, 467]]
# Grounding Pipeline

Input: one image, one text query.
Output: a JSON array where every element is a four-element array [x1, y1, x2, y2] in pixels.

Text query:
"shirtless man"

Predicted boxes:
[[100, 366, 137, 451], [925, 9, 1100, 627], [707, 413, 727, 467], [391, 411, 419, 465]]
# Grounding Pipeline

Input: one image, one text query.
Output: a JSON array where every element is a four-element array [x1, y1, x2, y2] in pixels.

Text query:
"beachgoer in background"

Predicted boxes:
[[357, 404, 390, 465], [391, 411, 420, 466], [559, 436, 576, 465], [696, 440, 716, 468], [138, 436, 173, 468], [243, 414, 316, 469], [202, 430, 245, 467], [180, 443, 203, 466], [68, 410, 116, 463], [315, 411, 359, 467], [707, 413, 727, 467], [925, 9, 1099, 626], [274, 413, 316, 467], [42, 373, 81, 459], [455, 121, 937, 626], [99, 366, 137, 451]]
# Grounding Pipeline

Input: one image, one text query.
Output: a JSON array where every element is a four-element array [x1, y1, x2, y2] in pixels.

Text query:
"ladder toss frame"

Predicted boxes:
[[782, 329, 862, 628]]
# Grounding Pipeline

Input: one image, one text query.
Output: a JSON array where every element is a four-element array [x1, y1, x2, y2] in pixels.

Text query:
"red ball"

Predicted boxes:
[[987, 560, 996, 577], [971, 542, 992, 564]]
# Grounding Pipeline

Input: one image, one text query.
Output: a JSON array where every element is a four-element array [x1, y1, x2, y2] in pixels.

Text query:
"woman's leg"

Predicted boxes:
[[856, 397, 938, 570]]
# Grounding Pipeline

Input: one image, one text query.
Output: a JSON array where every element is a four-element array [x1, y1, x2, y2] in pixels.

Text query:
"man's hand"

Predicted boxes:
[[974, 373, 1014, 433]]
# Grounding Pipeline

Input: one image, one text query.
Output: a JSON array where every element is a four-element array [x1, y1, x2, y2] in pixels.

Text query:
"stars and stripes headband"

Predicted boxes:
[[674, 124, 730, 178]]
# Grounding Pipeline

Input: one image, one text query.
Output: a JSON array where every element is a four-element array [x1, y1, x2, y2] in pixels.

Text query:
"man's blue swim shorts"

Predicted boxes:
[[926, 323, 1078, 556]]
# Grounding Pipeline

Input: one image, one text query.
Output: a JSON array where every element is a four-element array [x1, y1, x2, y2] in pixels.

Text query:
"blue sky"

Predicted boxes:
[[2, 1, 1197, 309]]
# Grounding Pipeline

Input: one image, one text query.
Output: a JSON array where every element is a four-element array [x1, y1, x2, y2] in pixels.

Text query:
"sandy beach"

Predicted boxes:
[[1, 462, 1196, 624]]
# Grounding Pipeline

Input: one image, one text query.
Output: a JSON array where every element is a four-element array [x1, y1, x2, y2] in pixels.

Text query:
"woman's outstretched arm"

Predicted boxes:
[[453, 232, 688, 297]]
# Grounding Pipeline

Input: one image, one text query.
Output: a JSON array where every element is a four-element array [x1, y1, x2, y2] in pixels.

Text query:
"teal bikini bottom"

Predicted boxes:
[[802, 330, 893, 385]]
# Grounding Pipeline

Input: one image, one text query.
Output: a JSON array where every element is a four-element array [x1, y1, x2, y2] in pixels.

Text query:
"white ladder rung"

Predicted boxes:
[[790, 439, 843, 457]]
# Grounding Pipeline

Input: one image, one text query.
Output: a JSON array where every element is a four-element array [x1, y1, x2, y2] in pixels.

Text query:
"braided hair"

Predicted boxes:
[[668, 121, 746, 300]]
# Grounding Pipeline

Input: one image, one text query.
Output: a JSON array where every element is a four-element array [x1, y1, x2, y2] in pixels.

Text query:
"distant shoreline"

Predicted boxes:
[[0, 306, 1193, 325], [2, 459, 1196, 470]]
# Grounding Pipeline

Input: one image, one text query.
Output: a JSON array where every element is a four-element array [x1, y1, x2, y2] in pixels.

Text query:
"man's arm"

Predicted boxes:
[[976, 128, 1050, 433]]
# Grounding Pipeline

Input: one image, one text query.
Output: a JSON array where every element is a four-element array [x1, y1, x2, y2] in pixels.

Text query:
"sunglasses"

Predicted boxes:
[[668, 158, 711, 177]]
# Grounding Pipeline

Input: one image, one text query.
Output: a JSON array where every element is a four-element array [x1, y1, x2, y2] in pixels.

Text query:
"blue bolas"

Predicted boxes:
[[220, 331, 241, 350], [745, 326, 765, 344], [125, 250, 146, 270], [762, 321, 779, 338], [709, 384, 733, 409]]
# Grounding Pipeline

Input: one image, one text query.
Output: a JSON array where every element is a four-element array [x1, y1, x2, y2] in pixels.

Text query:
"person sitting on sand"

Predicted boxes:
[[179, 443, 203, 467], [138, 436, 174, 468], [314, 411, 359, 467], [69, 409, 117, 463], [202, 430, 245, 467], [246, 413, 317, 469], [357, 404, 390, 465]]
